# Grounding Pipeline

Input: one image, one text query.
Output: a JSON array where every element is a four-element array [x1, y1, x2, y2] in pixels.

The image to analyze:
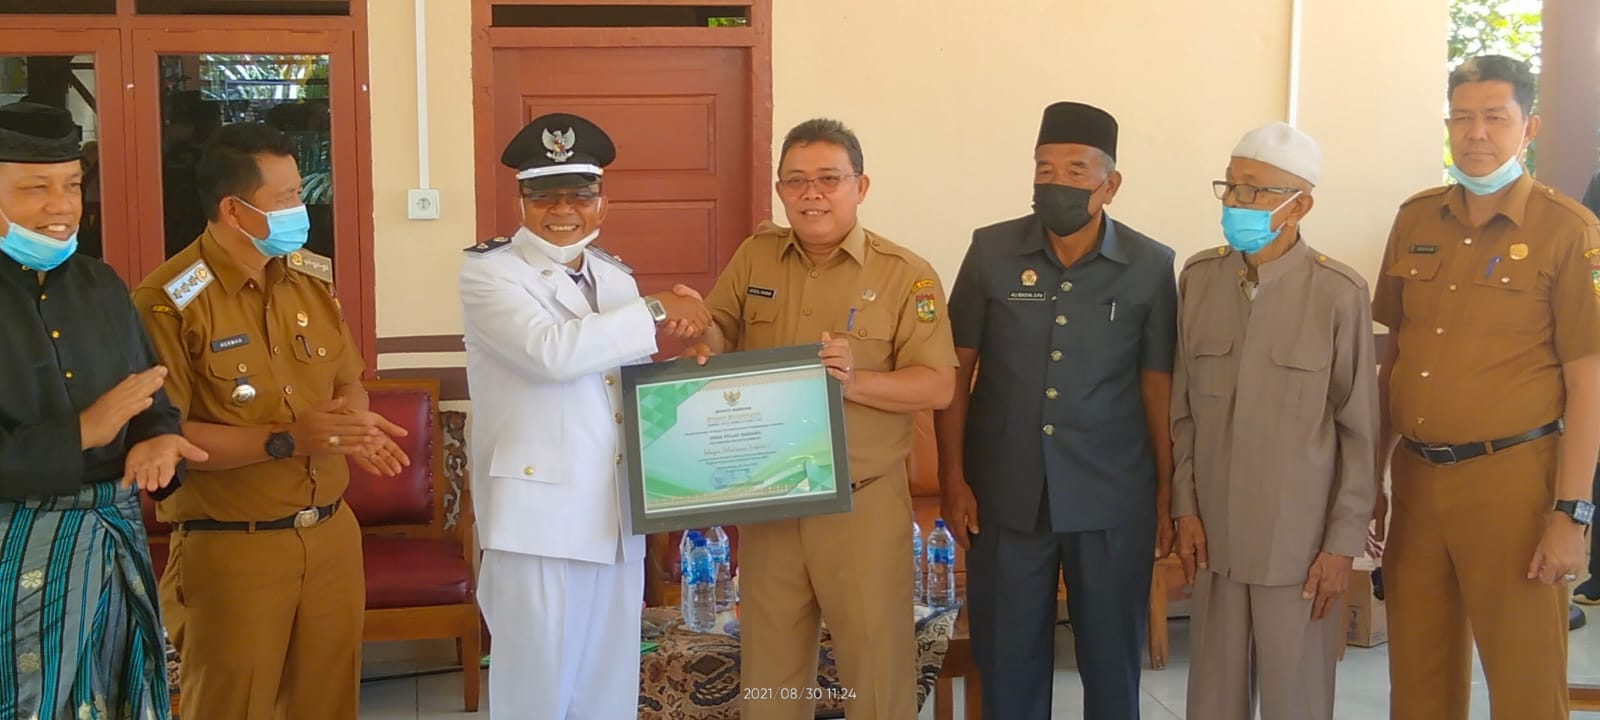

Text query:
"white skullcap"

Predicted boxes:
[[1231, 121, 1321, 187]]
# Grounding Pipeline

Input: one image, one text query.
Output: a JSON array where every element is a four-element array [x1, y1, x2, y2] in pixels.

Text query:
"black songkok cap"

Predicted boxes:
[[1036, 101, 1118, 161]]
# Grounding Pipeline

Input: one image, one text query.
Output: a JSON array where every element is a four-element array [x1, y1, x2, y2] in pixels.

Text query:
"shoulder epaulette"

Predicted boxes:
[[1309, 250, 1368, 289], [286, 249, 333, 283], [586, 244, 633, 274], [163, 259, 214, 311], [1400, 185, 1450, 207], [1183, 245, 1232, 271], [464, 236, 513, 256]]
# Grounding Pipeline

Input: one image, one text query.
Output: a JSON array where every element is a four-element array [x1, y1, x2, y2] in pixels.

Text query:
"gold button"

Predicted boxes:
[[523, 466, 535, 476], [1043, 424, 1055, 436], [1416, 417, 1425, 425], [616, 454, 623, 465], [1055, 315, 1067, 326], [1060, 281, 1072, 292], [1500, 277, 1510, 284], [1409, 268, 1418, 276], [1435, 328, 1444, 335], [63, 371, 72, 379], [317, 347, 327, 357], [1045, 388, 1059, 400], [809, 271, 820, 279], [1051, 350, 1062, 361], [273, 345, 281, 355], [1216, 247, 1227, 256], [614, 412, 623, 424], [38, 294, 45, 301], [1420, 371, 1431, 378], [802, 308, 812, 317], [237, 363, 248, 373], [296, 311, 309, 327], [1237, 269, 1246, 278], [1448, 284, 1458, 291], [1317, 255, 1327, 262], [284, 386, 294, 395], [49, 330, 60, 339], [857, 328, 867, 338], [1464, 238, 1473, 245], [604, 375, 616, 386]]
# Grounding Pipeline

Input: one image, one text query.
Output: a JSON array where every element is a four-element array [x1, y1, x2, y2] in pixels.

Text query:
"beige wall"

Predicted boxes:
[[366, 1, 1448, 346]]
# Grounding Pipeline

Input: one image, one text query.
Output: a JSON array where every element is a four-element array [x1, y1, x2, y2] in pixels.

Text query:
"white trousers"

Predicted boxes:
[[478, 549, 644, 720]]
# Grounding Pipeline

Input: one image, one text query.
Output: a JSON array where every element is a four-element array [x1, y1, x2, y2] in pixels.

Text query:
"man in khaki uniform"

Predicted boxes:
[[696, 118, 957, 720], [1172, 122, 1377, 720], [1373, 55, 1600, 720], [132, 122, 410, 719]]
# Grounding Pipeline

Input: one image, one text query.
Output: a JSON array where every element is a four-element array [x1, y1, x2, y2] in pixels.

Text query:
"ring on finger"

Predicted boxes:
[[1566, 572, 1579, 582], [328, 435, 341, 447]]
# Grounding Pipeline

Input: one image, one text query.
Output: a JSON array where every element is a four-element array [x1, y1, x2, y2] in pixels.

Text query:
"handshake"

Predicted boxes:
[[649, 284, 713, 340]]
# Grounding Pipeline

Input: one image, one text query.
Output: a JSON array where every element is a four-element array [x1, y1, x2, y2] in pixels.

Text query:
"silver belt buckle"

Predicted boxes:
[[294, 508, 320, 528], [1422, 444, 1459, 465]]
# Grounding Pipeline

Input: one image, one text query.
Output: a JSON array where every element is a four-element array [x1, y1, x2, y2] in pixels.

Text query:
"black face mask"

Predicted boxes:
[[1032, 183, 1100, 236]]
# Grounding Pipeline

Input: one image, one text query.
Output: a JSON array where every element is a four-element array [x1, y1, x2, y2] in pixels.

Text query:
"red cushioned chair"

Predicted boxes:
[[142, 376, 481, 713]]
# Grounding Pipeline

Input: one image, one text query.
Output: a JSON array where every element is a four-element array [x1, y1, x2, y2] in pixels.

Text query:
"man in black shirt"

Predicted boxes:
[[0, 101, 205, 719]]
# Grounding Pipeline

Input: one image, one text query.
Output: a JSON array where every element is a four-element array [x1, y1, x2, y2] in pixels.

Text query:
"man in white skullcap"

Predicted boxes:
[[1170, 121, 1380, 719]]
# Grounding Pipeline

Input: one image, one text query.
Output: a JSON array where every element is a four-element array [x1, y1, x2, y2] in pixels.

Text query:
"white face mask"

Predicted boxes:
[[525, 228, 599, 265]]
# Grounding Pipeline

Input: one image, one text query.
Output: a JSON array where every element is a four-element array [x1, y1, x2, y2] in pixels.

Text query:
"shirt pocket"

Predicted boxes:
[[837, 310, 896, 372], [1075, 300, 1147, 380], [1385, 254, 1444, 321], [202, 346, 278, 423], [1189, 338, 1234, 399], [489, 442, 564, 484], [1268, 340, 1332, 420], [1470, 260, 1544, 334], [740, 298, 782, 351]]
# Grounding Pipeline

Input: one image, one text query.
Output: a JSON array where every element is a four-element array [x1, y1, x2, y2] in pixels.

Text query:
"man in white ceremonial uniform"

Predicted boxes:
[[459, 113, 711, 718], [1171, 123, 1379, 719]]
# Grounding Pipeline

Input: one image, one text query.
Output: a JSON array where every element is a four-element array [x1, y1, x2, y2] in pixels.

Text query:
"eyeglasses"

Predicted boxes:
[[1212, 181, 1299, 204], [776, 174, 859, 195], [521, 189, 600, 209]]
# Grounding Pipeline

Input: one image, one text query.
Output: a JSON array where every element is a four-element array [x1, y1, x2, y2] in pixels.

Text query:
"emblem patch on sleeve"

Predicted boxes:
[[915, 291, 938, 323], [1588, 249, 1600, 296], [163, 260, 214, 311]]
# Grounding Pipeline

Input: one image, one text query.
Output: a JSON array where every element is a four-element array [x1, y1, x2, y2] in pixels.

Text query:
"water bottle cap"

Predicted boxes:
[[692, 534, 707, 547], [685, 530, 701, 540], [934, 518, 947, 528]]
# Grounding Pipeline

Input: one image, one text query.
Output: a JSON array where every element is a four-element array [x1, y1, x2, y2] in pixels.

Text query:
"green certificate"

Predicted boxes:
[[621, 345, 852, 534]]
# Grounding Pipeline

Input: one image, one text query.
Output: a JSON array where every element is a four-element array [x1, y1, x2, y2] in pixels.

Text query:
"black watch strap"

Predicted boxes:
[[265, 429, 295, 460], [1556, 499, 1595, 526]]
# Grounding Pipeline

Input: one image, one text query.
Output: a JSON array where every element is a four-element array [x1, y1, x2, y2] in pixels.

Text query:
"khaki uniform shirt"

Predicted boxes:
[[1171, 239, 1379, 586], [133, 229, 364, 523], [1373, 175, 1600, 445], [704, 221, 959, 486]]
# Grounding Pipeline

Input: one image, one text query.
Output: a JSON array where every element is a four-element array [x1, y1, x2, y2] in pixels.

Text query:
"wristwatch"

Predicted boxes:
[[1555, 499, 1595, 527], [644, 296, 667, 324], [265, 427, 295, 460]]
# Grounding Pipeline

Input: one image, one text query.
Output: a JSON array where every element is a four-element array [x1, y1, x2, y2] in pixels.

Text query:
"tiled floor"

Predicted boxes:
[[357, 615, 1600, 719]]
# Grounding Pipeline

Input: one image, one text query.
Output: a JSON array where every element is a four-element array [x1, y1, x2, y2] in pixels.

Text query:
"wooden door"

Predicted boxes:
[[489, 46, 755, 307]]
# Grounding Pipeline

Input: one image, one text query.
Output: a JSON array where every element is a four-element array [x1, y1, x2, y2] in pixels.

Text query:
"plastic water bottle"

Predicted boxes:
[[911, 519, 925, 606], [684, 534, 717, 632], [678, 530, 701, 620], [706, 526, 737, 611], [926, 519, 956, 610]]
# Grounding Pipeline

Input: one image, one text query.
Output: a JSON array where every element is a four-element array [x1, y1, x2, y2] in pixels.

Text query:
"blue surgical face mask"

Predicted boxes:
[[0, 207, 77, 271], [234, 197, 310, 257], [1220, 191, 1302, 254], [1447, 152, 1525, 196]]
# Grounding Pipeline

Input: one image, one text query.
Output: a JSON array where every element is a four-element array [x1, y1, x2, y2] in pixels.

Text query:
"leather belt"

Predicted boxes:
[[1403, 419, 1564, 466], [178, 499, 341, 533]]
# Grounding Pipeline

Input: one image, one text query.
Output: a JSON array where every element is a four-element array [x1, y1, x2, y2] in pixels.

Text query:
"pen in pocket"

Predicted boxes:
[[846, 307, 857, 331], [1109, 300, 1118, 322], [1484, 256, 1502, 279]]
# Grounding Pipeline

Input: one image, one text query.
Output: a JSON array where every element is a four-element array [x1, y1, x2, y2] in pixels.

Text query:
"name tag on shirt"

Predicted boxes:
[[747, 286, 777, 299], [210, 333, 250, 352], [1408, 244, 1438, 255], [1008, 290, 1048, 302]]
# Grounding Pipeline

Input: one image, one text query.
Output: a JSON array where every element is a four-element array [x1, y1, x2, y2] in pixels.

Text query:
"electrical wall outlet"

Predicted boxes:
[[407, 189, 441, 220]]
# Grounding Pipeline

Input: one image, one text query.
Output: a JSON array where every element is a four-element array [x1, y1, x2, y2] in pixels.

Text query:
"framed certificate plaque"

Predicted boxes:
[[620, 344, 853, 534]]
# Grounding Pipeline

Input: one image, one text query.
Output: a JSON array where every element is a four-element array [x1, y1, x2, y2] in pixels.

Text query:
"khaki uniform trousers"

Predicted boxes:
[[1386, 434, 1569, 720], [1185, 570, 1343, 720], [738, 473, 917, 720], [159, 502, 365, 720]]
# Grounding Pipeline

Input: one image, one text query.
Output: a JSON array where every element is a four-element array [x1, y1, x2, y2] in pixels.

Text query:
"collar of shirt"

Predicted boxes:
[[1018, 213, 1129, 266], [0, 251, 44, 289], [1251, 235, 1312, 288], [778, 221, 868, 267], [1440, 170, 1535, 229], [200, 227, 293, 295]]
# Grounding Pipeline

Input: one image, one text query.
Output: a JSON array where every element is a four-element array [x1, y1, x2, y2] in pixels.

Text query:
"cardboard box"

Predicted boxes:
[[1345, 558, 1387, 647]]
